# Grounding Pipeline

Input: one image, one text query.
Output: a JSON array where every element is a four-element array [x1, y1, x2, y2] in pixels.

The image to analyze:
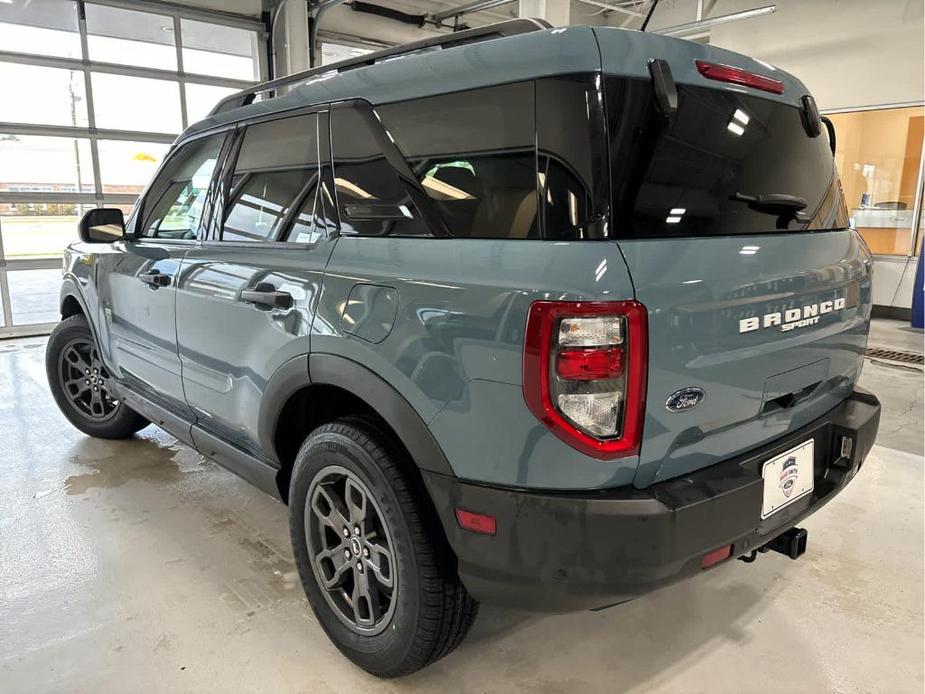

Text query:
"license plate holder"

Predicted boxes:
[[761, 440, 815, 519]]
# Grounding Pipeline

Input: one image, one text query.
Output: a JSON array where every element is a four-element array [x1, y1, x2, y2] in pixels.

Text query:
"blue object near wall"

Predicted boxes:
[[912, 251, 924, 329]]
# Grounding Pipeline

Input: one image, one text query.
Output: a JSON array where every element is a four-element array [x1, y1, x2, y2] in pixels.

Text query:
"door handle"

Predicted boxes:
[[240, 282, 293, 309], [138, 269, 171, 289]]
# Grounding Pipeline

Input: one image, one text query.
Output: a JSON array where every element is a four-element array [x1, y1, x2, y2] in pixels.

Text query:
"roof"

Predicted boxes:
[[181, 22, 810, 142]]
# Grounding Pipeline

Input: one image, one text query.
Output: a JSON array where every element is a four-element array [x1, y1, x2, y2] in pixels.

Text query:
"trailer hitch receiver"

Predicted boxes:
[[764, 527, 808, 560]]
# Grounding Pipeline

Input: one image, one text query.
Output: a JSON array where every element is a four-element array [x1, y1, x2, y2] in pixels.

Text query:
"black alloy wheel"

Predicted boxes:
[[58, 337, 118, 421], [306, 465, 397, 635]]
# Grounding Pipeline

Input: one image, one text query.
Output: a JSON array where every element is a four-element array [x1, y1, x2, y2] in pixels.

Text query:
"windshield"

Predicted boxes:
[[605, 76, 849, 237]]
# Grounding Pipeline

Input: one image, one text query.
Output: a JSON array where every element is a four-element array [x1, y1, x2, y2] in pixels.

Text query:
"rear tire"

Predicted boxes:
[[289, 416, 478, 677], [45, 314, 148, 439]]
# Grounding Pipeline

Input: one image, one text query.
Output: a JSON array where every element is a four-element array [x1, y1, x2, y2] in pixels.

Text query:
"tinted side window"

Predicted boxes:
[[604, 76, 849, 237], [223, 113, 321, 243], [378, 82, 538, 239], [140, 133, 224, 239], [330, 107, 428, 237]]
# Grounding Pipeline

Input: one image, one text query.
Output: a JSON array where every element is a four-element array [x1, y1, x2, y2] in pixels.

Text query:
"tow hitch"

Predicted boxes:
[[739, 527, 809, 563]]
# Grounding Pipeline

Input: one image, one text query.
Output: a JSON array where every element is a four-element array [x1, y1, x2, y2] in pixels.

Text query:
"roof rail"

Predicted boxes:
[[208, 18, 551, 117]]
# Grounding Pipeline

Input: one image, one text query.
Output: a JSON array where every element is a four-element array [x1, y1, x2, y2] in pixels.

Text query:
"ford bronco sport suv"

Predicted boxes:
[[47, 19, 880, 677]]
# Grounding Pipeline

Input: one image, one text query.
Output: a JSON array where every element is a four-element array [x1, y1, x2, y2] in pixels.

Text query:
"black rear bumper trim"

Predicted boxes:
[[423, 388, 880, 612]]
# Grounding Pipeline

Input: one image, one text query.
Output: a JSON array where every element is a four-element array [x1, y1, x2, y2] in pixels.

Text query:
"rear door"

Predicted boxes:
[[176, 109, 337, 459], [96, 132, 226, 416], [600, 75, 872, 487]]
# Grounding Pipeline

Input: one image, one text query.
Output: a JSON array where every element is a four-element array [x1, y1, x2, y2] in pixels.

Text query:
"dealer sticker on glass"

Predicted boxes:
[[761, 440, 815, 519]]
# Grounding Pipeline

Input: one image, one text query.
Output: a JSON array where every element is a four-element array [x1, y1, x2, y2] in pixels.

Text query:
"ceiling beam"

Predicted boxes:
[[573, 0, 648, 19], [432, 0, 517, 25], [653, 4, 776, 37]]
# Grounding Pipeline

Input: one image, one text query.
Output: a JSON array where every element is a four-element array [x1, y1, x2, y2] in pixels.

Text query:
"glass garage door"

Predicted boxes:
[[0, 0, 265, 337]]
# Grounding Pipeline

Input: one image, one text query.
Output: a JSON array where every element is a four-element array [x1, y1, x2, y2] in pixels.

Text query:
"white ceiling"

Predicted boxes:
[[171, 0, 661, 28]]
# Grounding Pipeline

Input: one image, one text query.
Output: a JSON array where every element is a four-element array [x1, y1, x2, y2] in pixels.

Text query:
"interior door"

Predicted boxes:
[[96, 132, 227, 415], [176, 110, 337, 458]]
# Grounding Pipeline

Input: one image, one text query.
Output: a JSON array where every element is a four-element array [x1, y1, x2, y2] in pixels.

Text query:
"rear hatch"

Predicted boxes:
[[594, 30, 872, 487]]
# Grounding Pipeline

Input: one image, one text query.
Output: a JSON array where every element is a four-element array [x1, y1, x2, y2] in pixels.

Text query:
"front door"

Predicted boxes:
[[95, 132, 226, 416], [176, 110, 336, 458]]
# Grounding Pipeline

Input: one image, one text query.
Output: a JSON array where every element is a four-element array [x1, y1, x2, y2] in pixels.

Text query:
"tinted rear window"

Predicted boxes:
[[605, 76, 849, 237]]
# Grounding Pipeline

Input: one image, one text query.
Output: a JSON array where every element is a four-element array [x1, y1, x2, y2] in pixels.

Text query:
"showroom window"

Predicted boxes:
[[826, 105, 924, 256], [0, 0, 265, 337]]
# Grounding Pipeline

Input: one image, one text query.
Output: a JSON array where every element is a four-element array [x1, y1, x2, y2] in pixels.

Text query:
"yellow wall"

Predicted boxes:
[[829, 107, 923, 211], [829, 107, 923, 255]]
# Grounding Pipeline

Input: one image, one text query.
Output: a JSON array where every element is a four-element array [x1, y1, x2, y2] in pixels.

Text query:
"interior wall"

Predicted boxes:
[[830, 108, 924, 214]]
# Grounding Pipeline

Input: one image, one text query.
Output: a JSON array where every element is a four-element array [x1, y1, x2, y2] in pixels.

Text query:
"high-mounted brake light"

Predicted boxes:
[[523, 301, 647, 459], [695, 60, 784, 95]]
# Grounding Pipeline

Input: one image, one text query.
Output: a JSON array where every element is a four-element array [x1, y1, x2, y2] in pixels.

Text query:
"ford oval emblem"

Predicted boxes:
[[665, 387, 705, 412]]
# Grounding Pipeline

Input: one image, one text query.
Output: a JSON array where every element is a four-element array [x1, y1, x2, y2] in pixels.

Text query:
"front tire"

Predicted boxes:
[[45, 314, 148, 439], [289, 417, 478, 677]]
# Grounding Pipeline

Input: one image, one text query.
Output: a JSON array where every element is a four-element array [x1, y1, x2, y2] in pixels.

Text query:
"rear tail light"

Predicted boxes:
[[523, 301, 647, 459], [695, 60, 784, 95]]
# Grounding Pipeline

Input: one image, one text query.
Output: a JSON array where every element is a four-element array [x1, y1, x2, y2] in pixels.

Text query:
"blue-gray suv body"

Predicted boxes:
[[46, 20, 881, 677]]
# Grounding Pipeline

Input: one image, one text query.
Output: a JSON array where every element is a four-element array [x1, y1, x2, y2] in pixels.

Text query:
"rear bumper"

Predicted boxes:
[[423, 388, 880, 612]]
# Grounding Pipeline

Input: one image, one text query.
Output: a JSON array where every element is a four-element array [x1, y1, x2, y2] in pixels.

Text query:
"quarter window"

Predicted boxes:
[[330, 107, 428, 237], [223, 113, 322, 243], [377, 82, 538, 239], [139, 133, 224, 239]]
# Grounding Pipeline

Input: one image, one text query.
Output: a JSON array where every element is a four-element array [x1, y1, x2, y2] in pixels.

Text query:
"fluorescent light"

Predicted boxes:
[[727, 122, 745, 136], [666, 216, 683, 224], [739, 249, 757, 255], [742, 245, 760, 250], [670, 207, 686, 215], [732, 109, 750, 125]]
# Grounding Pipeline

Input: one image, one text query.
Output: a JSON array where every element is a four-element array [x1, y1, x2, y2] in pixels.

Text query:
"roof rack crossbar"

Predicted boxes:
[[208, 18, 550, 118]]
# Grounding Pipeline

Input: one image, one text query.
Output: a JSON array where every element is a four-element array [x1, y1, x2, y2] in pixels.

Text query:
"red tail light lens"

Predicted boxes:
[[695, 60, 784, 95], [523, 301, 647, 459], [556, 348, 624, 381]]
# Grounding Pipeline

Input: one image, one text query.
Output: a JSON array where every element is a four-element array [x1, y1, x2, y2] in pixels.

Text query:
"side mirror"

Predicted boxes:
[[79, 208, 126, 243]]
